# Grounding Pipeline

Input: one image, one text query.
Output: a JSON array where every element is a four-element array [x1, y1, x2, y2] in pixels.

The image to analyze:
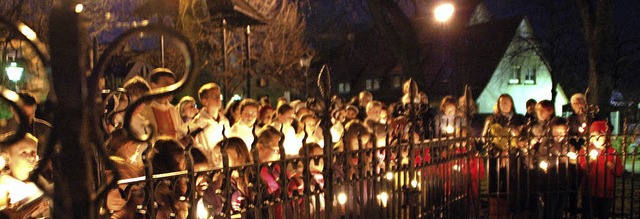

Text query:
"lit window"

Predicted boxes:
[[523, 67, 536, 85], [508, 65, 521, 85], [373, 79, 380, 90], [393, 76, 402, 88], [339, 82, 351, 94]]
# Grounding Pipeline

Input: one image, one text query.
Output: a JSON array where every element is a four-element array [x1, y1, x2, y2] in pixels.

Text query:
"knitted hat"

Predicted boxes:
[[590, 120, 609, 134]]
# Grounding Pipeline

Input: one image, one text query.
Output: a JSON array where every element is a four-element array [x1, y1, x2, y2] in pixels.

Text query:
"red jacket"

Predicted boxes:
[[578, 145, 623, 198]]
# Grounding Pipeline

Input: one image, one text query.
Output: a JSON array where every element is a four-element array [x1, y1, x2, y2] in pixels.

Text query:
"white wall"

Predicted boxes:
[[476, 19, 568, 116]]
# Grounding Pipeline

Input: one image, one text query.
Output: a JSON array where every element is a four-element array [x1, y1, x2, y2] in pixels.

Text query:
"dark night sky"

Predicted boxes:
[[304, 0, 640, 100]]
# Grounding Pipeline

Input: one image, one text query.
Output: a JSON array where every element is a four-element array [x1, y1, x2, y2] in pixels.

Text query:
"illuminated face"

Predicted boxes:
[[181, 102, 198, 120], [259, 137, 281, 162], [2, 139, 38, 181], [590, 132, 606, 148], [152, 75, 176, 102], [346, 108, 358, 120], [202, 89, 222, 112], [367, 105, 382, 121], [536, 105, 553, 122], [260, 108, 274, 123], [349, 133, 372, 151], [498, 97, 513, 114], [302, 117, 318, 132], [309, 147, 324, 172], [571, 97, 586, 115], [278, 109, 295, 125], [552, 125, 567, 143], [239, 105, 258, 126], [444, 104, 457, 117]]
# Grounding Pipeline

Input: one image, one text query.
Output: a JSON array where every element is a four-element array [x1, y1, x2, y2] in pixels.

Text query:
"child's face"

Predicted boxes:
[[259, 137, 281, 162], [444, 104, 456, 117], [367, 105, 382, 121], [309, 147, 324, 172], [536, 105, 553, 121], [552, 125, 567, 143], [590, 132, 606, 148], [302, 117, 317, 132], [278, 110, 295, 125], [239, 106, 258, 126], [3, 139, 38, 181], [346, 109, 358, 120]]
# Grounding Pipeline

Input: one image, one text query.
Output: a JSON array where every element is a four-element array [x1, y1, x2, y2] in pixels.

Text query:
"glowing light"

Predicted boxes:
[[231, 94, 243, 102], [452, 164, 460, 171], [445, 125, 454, 134], [196, 198, 208, 219], [434, 3, 455, 22], [338, 193, 347, 205], [589, 149, 599, 159], [539, 161, 549, 171], [567, 152, 577, 160], [75, 4, 84, 13], [18, 24, 37, 41], [385, 172, 393, 181], [6, 62, 23, 82], [377, 192, 389, 208], [105, 12, 112, 20], [411, 179, 418, 188], [579, 123, 587, 133]]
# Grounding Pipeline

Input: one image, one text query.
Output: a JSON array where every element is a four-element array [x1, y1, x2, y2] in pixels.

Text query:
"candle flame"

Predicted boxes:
[[338, 193, 347, 205]]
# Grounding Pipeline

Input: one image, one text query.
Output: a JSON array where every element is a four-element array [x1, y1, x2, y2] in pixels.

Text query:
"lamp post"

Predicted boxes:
[[299, 55, 312, 98], [6, 61, 23, 91], [206, 0, 268, 100]]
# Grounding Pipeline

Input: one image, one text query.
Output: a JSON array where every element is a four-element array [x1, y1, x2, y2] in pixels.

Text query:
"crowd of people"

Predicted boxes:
[[0, 67, 627, 219]]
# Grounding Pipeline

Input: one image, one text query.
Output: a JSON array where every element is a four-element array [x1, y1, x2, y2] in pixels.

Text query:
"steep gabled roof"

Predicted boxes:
[[422, 16, 523, 100]]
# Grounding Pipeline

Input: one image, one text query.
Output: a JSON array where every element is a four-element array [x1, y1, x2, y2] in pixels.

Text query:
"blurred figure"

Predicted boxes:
[[257, 105, 274, 128], [189, 83, 230, 162], [0, 92, 52, 157], [224, 100, 242, 126], [229, 99, 260, 150], [111, 76, 151, 134], [139, 68, 187, 139], [578, 121, 623, 219], [299, 114, 324, 148], [524, 99, 537, 125], [357, 91, 372, 121], [204, 138, 252, 216], [568, 93, 588, 150], [177, 96, 198, 124], [0, 133, 49, 218], [270, 104, 300, 156]]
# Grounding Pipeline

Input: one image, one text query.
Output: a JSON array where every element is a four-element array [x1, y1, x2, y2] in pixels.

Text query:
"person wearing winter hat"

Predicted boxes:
[[578, 120, 623, 219]]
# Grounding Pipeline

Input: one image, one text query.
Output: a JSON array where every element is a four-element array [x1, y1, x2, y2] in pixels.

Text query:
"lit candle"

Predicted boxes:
[[452, 164, 460, 171], [589, 149, 599, 160], [579, 123, 586, 133], [196, 198, 208, 219], [385, 172, 394, 181], [539, 161, 549, 172], [377, 192, 389, 208], [411, 179, 418, 188], [446, 125, 454, 134], [567, 152, 577, 160], [338, 193, 347, 205]]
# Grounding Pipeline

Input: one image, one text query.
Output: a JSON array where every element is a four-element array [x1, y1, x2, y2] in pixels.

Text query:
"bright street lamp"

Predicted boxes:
[[6, 62, 23, 82], [434, 3, 455, 23]]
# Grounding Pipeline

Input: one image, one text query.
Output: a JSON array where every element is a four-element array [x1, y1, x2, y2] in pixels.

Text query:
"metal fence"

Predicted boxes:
[[100, 117, 640, 219]]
